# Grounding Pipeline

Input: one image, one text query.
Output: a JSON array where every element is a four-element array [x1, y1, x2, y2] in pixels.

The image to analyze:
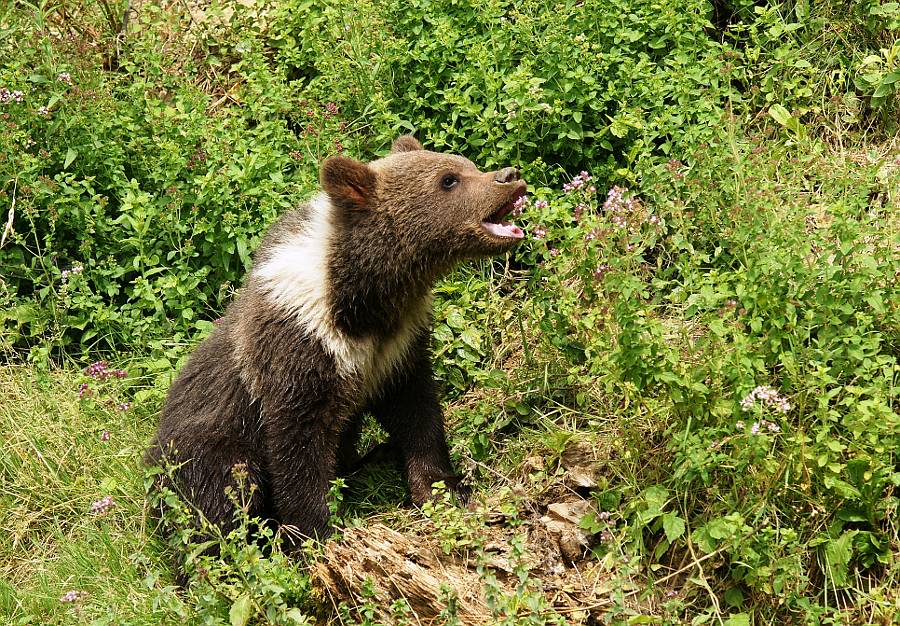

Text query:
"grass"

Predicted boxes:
[[2, 0, 900, 623], [3, 136, 899, 623], [0, 364, 186, 624]]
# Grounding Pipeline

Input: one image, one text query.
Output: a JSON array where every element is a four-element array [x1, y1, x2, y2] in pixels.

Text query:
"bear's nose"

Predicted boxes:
[[494, 167, 521, 184]]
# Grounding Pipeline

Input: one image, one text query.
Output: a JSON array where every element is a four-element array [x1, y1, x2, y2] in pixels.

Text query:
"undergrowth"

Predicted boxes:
[[1, 0, 898, 624]]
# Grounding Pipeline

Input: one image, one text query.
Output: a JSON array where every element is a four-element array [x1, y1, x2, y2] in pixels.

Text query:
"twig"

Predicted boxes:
[[633, 543, 730, 590], [1, 179, 16, 249]]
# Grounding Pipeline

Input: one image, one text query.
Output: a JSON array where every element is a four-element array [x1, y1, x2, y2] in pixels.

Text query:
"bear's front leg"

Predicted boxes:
[[370, 338, 463, 505], [262, 409, 340, 551]]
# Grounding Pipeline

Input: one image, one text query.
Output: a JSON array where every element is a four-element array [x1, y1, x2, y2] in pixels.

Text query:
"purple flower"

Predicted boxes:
[[593, 264, 611, 282], [533, 199, 548, 210], [549, 248, 560, 256], [0, 88, 24, 104], [82, 361, 127, 381], [37, 106, 49, 115], [78, 383, 91, 398], [750, 422, 760, 435], [532, 225, 547, 239], [60, 590, 88, 603], [100, 430, 110, 442], [90, 495, 115, 515], [56, 72, 72, 85], [741, 385, 791, 414], [562, 171, 592, 194], [116, 402, 130, 412], [61, 264, 84, 281]]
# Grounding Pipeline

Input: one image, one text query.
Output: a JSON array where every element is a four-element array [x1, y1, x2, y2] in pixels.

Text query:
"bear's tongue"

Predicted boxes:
[[482, 221, 525, 239]]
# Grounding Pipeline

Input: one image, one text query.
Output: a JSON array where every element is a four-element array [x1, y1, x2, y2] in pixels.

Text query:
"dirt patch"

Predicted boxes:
[[314, 442, 631, 624]]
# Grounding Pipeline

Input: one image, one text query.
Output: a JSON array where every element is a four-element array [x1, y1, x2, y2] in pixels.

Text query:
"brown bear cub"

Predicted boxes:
[[146, 136, 526, 548]]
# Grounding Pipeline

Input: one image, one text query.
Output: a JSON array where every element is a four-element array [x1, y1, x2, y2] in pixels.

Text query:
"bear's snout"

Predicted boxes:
[[493, 167, 521, 184]]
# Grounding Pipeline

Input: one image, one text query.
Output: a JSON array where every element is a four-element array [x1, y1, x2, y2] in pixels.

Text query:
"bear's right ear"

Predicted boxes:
[[321, 156, 377, 212], [391, 135, 424, 153]]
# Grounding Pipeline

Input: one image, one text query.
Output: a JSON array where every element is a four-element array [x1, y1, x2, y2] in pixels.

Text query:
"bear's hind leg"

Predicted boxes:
[[153, 433, 271, 538]]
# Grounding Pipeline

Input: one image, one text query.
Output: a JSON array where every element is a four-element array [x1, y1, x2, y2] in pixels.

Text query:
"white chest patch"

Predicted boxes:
[[253, 194, 430, 396]]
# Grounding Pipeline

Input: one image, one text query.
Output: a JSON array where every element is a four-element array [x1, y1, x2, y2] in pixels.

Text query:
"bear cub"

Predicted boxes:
[[146, 135, 526, 548]]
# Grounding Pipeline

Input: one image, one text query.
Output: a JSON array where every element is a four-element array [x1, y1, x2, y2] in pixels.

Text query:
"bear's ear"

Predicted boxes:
[[321, 156, 377, 212], [391, 135, 424, 154]]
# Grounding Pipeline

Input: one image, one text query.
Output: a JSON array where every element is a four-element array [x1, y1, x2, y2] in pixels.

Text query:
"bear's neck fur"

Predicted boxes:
[[327, 198, 446, 338]]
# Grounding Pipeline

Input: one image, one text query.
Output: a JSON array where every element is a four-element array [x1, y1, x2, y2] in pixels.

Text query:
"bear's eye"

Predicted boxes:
[[441, 174, 460, 190]]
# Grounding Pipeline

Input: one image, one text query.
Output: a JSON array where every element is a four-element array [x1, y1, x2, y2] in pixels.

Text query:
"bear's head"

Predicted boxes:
[[320, 136, 526, 265]]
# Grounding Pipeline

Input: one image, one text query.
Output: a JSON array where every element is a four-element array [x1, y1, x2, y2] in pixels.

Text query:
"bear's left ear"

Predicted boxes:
[[321, 156, 377, 212], [391, 135, 424, 153]]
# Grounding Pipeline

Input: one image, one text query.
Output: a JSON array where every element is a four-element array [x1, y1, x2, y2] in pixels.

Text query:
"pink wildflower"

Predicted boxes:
[[90, 495, 115, 515], [60, 590, 88, 603]]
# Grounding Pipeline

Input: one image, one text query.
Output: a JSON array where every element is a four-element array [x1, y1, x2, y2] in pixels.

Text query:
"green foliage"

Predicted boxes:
[[148, 463, 317, 626], [2, 0, 899, 623], [508, 136, 899, 620]]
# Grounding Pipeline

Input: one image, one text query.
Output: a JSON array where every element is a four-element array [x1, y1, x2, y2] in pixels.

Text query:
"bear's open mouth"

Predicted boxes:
[[481, 187, 525, 240]]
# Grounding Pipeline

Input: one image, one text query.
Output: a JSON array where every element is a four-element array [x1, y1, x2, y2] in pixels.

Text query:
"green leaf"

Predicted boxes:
[[723, 614, 750, 626], [768, 104, 792, 127], [883, 71, 900, 85], [285, 608, 310, 623], [661, 513, 685, 543], [229, 594, 252, 626], [872, 82, 896, 98], [824, 531, 855, 587], [64, 148, 77, 169], [237, 237, 250, 268], [723, 587, 744, 608]]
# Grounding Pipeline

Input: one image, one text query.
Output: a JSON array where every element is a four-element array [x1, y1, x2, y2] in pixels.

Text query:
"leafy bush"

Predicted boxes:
[[508, 138, 899, 620]]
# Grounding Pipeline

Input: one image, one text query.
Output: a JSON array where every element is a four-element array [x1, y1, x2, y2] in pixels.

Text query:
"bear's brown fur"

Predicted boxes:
[[145, 136, 526, 548]]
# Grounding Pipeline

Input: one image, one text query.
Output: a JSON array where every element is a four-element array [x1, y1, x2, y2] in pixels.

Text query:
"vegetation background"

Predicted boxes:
[[1, 0, 898, 623]]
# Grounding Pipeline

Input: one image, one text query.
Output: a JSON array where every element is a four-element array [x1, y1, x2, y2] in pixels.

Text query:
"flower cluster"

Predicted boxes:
[[83, 361, 127, 381], [90, 495, 115, 515], [532, 225, 547, 239], [116, 402, 131, 412], [741, 385, 791, 414], [60, 590, 88, 603], [602, 186, 662, 234], [533, 199, 548, 210], [100, 430, 110, 442], [563, 171, 595, 194], [61, 264, 84, 282], [736, 419, 781, 434], [0, 88, 24, 104], [78, 382, 92, 398], [512, 194, 530, 216], [593, 264, 611, 282], [57, 71, 73, 85], [597, 510, 615, 542], [666, 159, 686, 179]]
